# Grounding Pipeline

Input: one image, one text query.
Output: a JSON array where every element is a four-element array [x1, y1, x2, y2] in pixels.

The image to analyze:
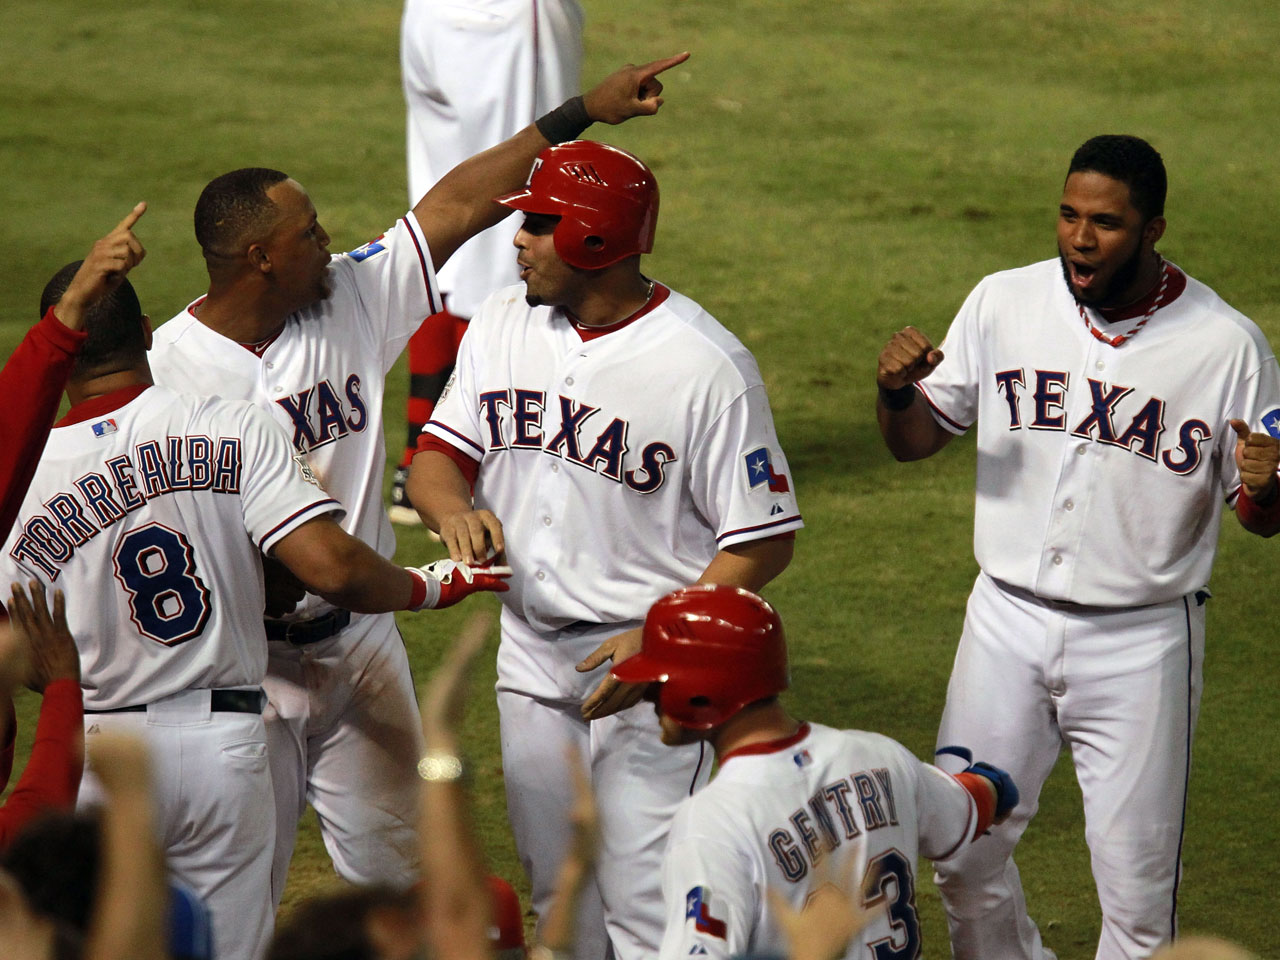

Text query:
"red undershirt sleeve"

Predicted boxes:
[[415, 433, 480, 489], [1235, 484, 1280, 537], [954, 771, 997, 839], [0, 308, 87, 539], [0, 679, 85, 849]]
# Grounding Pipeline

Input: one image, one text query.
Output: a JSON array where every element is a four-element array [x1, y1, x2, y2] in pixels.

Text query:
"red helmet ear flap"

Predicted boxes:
[[496, 140, 659, 270]]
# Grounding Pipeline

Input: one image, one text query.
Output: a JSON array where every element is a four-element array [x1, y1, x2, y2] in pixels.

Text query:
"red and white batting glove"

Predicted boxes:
[[405, 559, 513, 611]]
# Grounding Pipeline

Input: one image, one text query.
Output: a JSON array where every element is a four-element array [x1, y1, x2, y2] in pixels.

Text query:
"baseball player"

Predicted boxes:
[[876, 135, 1280, 959], [2, 216, 509, 960], [392, 0, 585, 522], [407, 140, 803, 960], [147, 55, 689, 905], [609, 584, 1019, 960]]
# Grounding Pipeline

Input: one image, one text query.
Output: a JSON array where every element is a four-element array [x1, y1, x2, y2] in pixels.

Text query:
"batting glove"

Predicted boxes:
[[936, 745, 1020, 824], [405, 559, 513, 611]]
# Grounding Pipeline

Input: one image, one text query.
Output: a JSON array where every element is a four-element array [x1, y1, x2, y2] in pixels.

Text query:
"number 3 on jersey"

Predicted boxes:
[[113, 523, 212, 645]]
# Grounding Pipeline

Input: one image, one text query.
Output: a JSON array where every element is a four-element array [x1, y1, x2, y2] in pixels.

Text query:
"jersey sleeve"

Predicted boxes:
[[658, 831, 756, 960], [422, 322, 486, 462], [1221, 342, 1280, 504], [914, 760, 980, 862], [915, 279, 988, 435], [233, 404, 346, 554], [332, 211, 442, 372], [689, 385, 803, 549]]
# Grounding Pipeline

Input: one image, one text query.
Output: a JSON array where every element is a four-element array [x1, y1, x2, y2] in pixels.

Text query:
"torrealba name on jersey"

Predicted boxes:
[[769, 766, 899, 883], [9, 436, 243, 579], [476, 388, 677, 492]]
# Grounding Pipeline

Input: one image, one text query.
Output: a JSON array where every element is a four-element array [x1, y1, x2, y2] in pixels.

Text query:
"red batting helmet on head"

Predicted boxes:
[[611, 585, 788, 730], [495, 140, 659, 270]]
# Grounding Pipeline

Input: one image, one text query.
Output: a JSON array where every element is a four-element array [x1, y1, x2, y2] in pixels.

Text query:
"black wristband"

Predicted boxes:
[[879, 384, 917, 411], [535, 96, 591, 144]]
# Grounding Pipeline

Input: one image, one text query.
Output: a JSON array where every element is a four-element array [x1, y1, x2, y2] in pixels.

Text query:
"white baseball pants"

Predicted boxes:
[[933, 572, 1204, 960], [79, 689, 275, 960], [264, 612, 424, 902], [400, 0, 583, 318], [497, 616, 712, 960]]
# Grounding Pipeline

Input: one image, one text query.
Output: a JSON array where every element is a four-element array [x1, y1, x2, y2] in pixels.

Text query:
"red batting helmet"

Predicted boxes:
[[611, 585, 788, 730], [495, 140, 659, 270]]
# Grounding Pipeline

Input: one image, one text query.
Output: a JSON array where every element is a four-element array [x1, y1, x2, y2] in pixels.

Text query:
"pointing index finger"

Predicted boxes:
[[638, 51, 691, 82], [115, 201, 147, 233]]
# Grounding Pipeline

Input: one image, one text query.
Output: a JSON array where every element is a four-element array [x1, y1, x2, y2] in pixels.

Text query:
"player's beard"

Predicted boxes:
[[1059, 239, 1144, 309]]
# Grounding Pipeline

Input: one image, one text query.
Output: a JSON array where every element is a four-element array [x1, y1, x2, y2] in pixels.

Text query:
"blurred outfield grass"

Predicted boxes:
[[2, 0, 1279, 955]]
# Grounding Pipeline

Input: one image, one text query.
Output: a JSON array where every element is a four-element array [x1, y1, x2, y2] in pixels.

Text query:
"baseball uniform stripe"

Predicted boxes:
[[402, 215, 443, 315], [257, 498, 343, 552], [1168, 595, 1194, 939], [425, 420, 485, 457], [917, 382, 970, 434], [715, 515, 803, 545]]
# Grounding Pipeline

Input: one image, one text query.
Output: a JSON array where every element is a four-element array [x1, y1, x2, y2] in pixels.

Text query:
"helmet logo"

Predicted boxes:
[[563, 162, 607, 185], [524, 157, 543, 186]]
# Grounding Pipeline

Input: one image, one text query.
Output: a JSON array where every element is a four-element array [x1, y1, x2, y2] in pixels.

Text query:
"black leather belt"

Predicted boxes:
[[264, 609, 352, 645], [85, 689, 266, 715]]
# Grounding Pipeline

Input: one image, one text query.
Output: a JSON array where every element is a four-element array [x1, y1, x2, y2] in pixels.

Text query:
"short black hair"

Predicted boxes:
[[194, 167, 290, 258], [1067, 135, 1167, 222], [40, 260, 145, 375]]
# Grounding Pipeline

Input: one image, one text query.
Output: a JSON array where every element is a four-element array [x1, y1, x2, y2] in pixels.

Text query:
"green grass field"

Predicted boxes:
[[3, 0, 1279, 955]]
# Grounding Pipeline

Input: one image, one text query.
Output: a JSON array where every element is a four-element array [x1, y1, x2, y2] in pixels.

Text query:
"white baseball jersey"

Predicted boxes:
[[151, 211, 441, 617], [918, 258, 1280, 606], [425, 283, 804, 638], [401, 0, 583, 317], [659, 722, 980, 960], [0, 385, 340, 710]]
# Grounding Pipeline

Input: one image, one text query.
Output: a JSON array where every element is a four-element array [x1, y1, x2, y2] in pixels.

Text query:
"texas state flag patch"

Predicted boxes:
[[685, 886, 727, 939], [1261, 408, 1280, 439], [345, 235, 386, 262], [744, 447, 789, 493], [91, 419, 118, 438]]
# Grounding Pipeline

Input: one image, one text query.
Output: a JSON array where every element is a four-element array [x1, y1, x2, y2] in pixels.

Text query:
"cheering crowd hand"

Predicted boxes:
[[877, 326, 944, 391], [421, 611, 493, 751], [583, 52, 691, 125], [1230, 419, 1280, 502], [8, 581, 79, 691], [54, 202, 148, 331]]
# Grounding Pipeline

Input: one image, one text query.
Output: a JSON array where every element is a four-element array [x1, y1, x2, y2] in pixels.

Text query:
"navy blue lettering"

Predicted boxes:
[[276, 389, 319, 450], [853, 772, 888, 830], [212, 439, 242, 493], [994, 369, 1025, 429], [822, 780, 861, 839], [512, 389, 545, 449], [1031, 371, 1069, 430], [1162, 419, 1212, 475], [545, 396, 599, 461], [1071, 379, 1132, 445], [344, 374, 367, 432], [106, 456, 144, 511], [578, 417, 629, 481], [624, 442, 677, 493], [314, 380, 350, 444], [768, 829, 807, 883], [44, 493, 97, 547], [136, 441, 172, 499], [74, 473, 125, 527], [478, 390, 511, 450], [1117, 397, 1165, 461]]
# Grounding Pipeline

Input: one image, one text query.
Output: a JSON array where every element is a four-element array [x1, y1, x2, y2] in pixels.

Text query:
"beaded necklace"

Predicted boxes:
[[1077, 257, 1170, 347]]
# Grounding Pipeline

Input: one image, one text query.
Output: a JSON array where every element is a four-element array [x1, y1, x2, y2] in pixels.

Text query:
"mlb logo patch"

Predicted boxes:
[[792, 749, 812, 769], [744, 447, 789, 493], [345, 235, 386, 262], [1262, 408, 1280, 439], [92, 419, 118, 438], [684, 886, 727, 939]]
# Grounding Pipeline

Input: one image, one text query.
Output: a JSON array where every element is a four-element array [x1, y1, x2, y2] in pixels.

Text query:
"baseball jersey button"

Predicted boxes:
[[535, 571, 546, 581], [1052, 554, 1064, 565], [550, 462, 559, 472], [543, 516, 552, 526], [1064, 500, 1075, 511], [1095, 360, 1105, 371], [1076, 445, 1087, 456], [565, 376, 575, 386]]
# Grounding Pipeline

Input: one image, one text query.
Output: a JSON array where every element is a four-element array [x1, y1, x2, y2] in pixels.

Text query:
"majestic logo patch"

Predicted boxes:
[[345, 235, 386, 262], [744, 447, 789, 493], [688, 946, 708, 956], [685, 887, 727, 939], [92, 419, 118, 438], [1262, 408, 1280, 439]]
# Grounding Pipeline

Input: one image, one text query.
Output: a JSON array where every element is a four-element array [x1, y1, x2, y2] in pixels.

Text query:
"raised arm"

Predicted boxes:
[[875, 325, 953, 461], [413, 53, 690, 269]]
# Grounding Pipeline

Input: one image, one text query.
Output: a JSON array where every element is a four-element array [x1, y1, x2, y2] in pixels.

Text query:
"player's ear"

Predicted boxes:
[[247, 242, 271, 274], [1144, 216, 1166, 247]]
